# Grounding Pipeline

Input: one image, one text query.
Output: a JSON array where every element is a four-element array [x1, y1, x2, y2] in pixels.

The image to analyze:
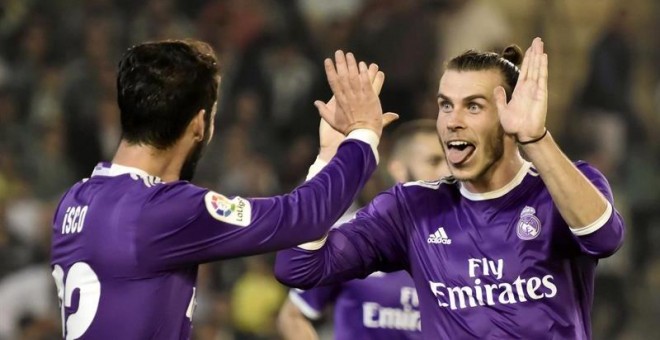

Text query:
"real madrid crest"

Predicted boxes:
[[516, 206, 541, 240]]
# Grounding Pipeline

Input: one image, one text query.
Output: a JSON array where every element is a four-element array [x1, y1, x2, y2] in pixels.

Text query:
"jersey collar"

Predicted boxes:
[[91, 162, 162, 182], [459, 161, 532, 201]]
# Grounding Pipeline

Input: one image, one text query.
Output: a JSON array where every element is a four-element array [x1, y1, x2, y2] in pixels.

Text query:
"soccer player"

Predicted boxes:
[[275, 38, 625, 339], [50, 39, 396, 339], [278, 119, 448, 340]]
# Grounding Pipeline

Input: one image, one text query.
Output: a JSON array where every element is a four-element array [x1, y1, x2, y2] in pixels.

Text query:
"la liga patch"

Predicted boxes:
[[204, 191, 252, 227]]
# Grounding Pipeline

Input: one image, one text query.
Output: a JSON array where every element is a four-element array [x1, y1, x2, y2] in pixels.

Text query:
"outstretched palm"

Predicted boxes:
[[317, 58, 397, 160], [495, 37, 548, 142]]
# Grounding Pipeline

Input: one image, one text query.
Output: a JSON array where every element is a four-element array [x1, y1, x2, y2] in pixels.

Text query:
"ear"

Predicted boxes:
[[387, 159, 407, 183], [190, 109, 206, 142]]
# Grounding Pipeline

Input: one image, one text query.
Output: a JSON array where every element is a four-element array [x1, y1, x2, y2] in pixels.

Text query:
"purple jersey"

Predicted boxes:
[[275, 162, 625, 339], [50, 136, 377, 340], [290, 270, 421, 340]]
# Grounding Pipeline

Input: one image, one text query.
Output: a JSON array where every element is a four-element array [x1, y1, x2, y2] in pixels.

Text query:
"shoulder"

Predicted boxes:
[[359, 177, 456, 216], [396, 176, 457, 200], [138, 180, 209, 224], [573, 160, 608, 180]]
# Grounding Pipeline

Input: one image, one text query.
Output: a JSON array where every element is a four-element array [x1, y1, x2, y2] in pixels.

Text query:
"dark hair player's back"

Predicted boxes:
[[51, 40, 222, 340], [50, 40, 387, 340]]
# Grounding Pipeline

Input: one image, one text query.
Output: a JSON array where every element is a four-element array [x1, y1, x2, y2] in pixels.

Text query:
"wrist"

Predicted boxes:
[[345, 122, 381, 138], [517, 128, 548, 145], [318, 147, 336, 163]]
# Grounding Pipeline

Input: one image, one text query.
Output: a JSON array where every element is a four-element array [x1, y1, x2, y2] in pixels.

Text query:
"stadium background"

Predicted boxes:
[[0, 0, 658, 339]]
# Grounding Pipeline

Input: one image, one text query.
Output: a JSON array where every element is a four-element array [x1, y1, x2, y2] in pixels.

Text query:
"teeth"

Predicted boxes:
[[448, 141, 469, 147]]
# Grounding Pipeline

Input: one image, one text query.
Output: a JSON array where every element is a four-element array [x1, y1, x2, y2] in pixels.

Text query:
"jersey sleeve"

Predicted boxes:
[[274, 185, 410, 289], [288, 286, 341, 320], [135, 137, 378, 270], [566, 162, 625, 258]]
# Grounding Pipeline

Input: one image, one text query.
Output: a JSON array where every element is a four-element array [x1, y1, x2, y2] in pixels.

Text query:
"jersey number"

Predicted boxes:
[[52, 262, 101, 340]]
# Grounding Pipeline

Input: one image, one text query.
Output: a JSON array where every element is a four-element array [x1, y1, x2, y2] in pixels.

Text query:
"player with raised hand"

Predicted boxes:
[[50, 40, 394, 340], [275, 38, 625, 339]]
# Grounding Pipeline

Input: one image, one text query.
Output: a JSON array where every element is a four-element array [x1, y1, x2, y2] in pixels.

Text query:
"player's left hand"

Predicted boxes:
[[494, 37, 548, 143]]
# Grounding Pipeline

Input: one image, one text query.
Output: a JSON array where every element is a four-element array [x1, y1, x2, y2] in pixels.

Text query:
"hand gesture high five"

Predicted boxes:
[[315, 51, 398, 138], [316, 61, 396, 161], [494, 37, 548, 143]]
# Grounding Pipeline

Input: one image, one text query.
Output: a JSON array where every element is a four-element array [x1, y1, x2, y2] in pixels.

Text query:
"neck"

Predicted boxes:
[[461, 147, 525, 193], [111, 140, 186, 182]]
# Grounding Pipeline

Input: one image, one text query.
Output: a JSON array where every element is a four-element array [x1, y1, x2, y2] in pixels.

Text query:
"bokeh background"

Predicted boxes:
[[0, 0, 658, 339]]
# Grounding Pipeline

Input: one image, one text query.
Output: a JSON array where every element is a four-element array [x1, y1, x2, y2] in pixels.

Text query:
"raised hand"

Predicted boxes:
[[317, 63, 397, 161], [315, 51, 398, 138], [494, 37, 548, 143]]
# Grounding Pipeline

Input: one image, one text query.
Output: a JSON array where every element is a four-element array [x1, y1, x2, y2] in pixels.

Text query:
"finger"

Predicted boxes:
[[346, 52, 361, 93], [367, 63, 379, 82], [324, 58, 342, 97], [533, 37, 544, 54], [372, 71, 385, 95], [530, 40, 543, 82], [517, 45, 532, 82], [538, 53, 548, 92], [314, 100, 337, 128], [358, 61, 372, 93], [334, 50, 351, 95], [493, 86, 507, 115], [382, 112, 399, 127]]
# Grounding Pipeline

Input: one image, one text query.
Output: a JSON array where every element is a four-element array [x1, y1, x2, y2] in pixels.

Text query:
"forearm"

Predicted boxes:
[[275, 229, 378, 289], [275, 244, 359, 289], [277, 300, 319, 340], [521, 133, 609, 229]]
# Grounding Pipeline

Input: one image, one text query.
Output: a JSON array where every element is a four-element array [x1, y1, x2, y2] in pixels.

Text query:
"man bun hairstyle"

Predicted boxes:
[[446, 44, 523, 101], [501, 45, 524, 66]]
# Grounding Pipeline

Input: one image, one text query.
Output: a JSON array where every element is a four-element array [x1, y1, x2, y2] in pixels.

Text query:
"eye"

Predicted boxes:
[[439, 101, 453, 113], [467, 103, 481, 113]]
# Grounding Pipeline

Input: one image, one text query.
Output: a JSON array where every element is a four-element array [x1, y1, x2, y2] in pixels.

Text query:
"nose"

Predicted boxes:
[[445, 111, 465, 131]]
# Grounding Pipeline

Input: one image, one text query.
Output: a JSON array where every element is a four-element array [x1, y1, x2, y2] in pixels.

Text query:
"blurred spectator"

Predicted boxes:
[[0, 265, 59, 339], [230, 256, 285, 340], [61, 17, 118, 178], [432, 0, 512, 62], [129, 0, 194, 43], [350, 0, 438, 122]]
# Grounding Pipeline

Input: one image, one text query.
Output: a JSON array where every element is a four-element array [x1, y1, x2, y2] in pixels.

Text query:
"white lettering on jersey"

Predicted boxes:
[[362, 286, 421, 331], [61, 206, 89, 234], [204, 192, 252, 227], [429, 258, 558, 310]]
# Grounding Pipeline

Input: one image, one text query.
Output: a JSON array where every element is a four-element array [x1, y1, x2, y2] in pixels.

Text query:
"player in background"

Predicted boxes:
[[50, 39, 397, 340], [277, 119, 448, 340], [275, 38, 625, 339]]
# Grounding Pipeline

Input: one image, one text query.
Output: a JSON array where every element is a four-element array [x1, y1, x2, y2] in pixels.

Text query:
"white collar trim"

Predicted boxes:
[[459, 161, 532, 201], [91, 163, 160, 181]]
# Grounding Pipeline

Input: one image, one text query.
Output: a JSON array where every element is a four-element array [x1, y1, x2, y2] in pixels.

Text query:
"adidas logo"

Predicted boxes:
[[427, 227, 452, 245]]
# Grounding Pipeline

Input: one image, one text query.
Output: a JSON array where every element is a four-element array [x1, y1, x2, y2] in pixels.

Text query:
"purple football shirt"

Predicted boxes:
[[50, 136, 377, 340], [290, 270, 421, 340], [275, 162, 625, 339]]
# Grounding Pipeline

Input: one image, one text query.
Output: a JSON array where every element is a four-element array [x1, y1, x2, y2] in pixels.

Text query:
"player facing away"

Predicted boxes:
[[275, 38, 625, 339], [278, 120, 449, 340], [50, 39, 398, 340]]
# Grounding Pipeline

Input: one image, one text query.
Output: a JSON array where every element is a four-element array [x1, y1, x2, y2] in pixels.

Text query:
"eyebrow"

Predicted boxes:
[[437, 94, 489, 102]]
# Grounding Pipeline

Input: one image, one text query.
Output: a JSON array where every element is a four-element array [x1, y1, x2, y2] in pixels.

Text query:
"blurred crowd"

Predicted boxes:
[[0, 0, 658, 339]]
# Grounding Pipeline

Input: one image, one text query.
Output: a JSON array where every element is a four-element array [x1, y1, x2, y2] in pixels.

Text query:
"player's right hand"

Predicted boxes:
[[317, 63, 396, 162], [314, 51, 398, 138]]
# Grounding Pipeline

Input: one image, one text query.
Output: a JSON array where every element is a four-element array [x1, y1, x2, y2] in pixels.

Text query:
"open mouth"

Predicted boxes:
[[446, 140, 476, 166]]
